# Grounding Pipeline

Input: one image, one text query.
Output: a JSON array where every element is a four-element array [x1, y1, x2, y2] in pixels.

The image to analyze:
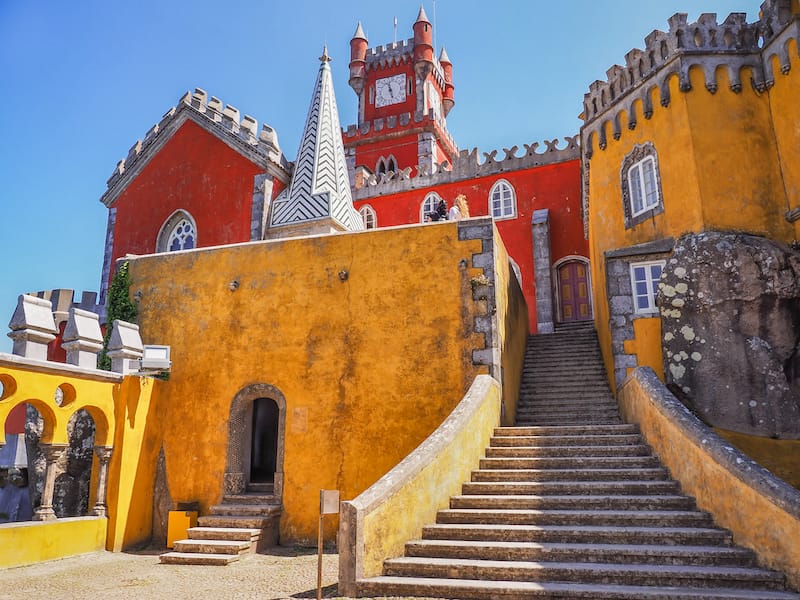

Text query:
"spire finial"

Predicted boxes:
[[319, 45, 332, 63]]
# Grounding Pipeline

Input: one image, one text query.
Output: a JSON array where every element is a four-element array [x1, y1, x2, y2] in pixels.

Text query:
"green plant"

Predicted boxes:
[[98, 262, 138, 371]]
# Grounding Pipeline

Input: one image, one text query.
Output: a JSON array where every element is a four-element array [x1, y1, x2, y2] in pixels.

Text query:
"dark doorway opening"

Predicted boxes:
[[250, 398, 279, 483]]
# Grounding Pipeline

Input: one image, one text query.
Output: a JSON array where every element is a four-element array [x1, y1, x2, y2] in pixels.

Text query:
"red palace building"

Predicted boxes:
[[96, 6, 589, 334]]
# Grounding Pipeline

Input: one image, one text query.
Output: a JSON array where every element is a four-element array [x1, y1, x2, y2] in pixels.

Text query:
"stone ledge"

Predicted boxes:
[[0, 353, 123, 383]]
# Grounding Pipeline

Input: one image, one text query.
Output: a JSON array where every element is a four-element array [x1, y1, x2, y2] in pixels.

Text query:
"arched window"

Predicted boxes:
[[376, 156, 397, 175], [359, 205, 377, 229], [157, 210, 197, 253], [489, 180, 516, 219], [421, 192, 444, 223]]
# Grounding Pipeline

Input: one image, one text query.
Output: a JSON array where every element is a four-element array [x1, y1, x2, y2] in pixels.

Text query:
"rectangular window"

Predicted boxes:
[[630, 260, 665, 314], [628, 157, 658, 218], [369, 86, 374, 105]]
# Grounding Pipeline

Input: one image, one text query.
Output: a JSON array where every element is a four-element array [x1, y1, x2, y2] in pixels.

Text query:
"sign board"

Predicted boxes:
[[320, 489, 339, 515]]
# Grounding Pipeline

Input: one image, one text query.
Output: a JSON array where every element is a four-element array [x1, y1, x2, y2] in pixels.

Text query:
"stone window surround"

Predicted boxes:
[[156, 209, 197, 253], [605, 237, 674, 389], [375, 155, 397, 175], [489, 179, 517, 220], [620, 142, 664, 229]]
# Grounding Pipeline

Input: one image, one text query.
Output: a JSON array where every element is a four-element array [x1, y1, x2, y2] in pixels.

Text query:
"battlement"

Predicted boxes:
[[343, 110, 458, 154], [364, 37, 446, 84], [581, 1, 800, 157], [101, 88, 291, 207], [352, 136, 579, 201], [366, 38, 414, 66]]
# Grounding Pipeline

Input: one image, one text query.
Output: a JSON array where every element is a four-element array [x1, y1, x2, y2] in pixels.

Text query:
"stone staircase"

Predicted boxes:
[[358, 324, 800, 598], [159, 483, 280, 565]]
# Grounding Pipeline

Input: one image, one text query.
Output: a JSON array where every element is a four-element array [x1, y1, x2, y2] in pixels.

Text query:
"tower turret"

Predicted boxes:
[[439, 46, 455, 117], [413, 5, 434, 80], [348, 21, 368, 96]]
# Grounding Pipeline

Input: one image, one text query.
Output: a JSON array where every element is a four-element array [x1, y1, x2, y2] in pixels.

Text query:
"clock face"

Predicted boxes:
[[375, 74, 406, 108]]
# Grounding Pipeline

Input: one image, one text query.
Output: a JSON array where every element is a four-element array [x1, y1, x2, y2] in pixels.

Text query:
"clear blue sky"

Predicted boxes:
[[0, 1, 754, 353]]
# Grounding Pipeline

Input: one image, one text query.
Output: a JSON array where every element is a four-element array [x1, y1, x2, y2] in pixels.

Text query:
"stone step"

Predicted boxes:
[[472, 468, 670, 483], [479, 456, 661, 470], [404, 540, 753, 566], [221, 493, 280, 505], [421, 523, 733, 546], [521, 391, 616, 401], [172, 538, 252, 555], [246, 482, 274, 493], [159, 551, 240, 566], [435, 509, 713, 528], [515, 417, 622, 426], [490, 434, 642, 447], [517, 395, 616, 406], [197, 515, 277, 529], [208, 503, 281, 517], [484, 444, 653, 458], [450, 494, 696, 511], [187, 526, 261, 542], [515, 409, 621, 420], [495, 425, 637, 436], [359, 576, 800, 599], [461, 480, 681, 496], [381, 557, 786, 589]]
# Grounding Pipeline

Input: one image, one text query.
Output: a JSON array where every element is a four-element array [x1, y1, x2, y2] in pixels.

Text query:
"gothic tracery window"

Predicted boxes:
[[157, 210, 197, 253]]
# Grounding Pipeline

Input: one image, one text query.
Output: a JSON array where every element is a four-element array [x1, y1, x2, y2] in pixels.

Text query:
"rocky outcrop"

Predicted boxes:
[[658, 231, 800, 439]]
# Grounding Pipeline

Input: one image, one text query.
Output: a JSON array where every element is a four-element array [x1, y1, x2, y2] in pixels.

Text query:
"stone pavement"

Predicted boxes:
[[0, 547, 432, 600]]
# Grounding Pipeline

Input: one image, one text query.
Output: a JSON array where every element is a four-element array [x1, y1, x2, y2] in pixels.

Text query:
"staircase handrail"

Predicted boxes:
[[338, 374, 501, 596], [618, 367, 800, 589]]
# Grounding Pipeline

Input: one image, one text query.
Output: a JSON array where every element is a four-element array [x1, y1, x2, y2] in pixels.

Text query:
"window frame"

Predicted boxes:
[[359, 205, 377, 229], [420, 192, 443, 223], [629, 259, 665, 314], [620, 142, 664, 228], [489, 179, 517, 220]]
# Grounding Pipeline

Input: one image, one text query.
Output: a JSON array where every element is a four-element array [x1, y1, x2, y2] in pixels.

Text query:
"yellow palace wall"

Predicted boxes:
[[126, 220, 511, 543], [587, 60, 798, 392]]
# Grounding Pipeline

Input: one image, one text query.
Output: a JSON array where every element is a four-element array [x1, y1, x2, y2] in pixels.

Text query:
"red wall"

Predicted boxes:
[[107, 120, 269, 289], [354, 159, 586, 332], [363, 62, 416, 123]]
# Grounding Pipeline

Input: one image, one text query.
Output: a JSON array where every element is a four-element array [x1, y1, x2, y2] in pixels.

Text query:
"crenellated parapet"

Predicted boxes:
[[352, 136, 579, 200], [101, 88, 292, 208], [343, 110, 458, 155], [581, 3, 800, 158], [364, 38, 447, 85]]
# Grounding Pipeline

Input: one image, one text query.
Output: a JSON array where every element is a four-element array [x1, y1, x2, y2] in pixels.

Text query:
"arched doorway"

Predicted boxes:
[[556, 258, 593, 323], [225, 384, 286, 497]]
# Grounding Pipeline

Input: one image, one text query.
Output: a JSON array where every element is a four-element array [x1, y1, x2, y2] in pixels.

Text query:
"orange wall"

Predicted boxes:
[[355, 160, 586, 332]]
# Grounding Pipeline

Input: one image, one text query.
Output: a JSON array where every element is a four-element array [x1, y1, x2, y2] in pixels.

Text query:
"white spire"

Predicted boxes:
[[267, 49, 364, 238]]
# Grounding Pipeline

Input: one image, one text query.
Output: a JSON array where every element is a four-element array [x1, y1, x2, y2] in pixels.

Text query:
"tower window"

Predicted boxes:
[[369, 86, 375, 105], [489, 180, 516, 219], [621, 142, 664, 228], [359, 205, 377, 229]]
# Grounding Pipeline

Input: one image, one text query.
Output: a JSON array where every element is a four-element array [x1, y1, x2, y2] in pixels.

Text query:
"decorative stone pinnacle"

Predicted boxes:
[[416, 4, 430, 24], [320, 45, 332, 63]]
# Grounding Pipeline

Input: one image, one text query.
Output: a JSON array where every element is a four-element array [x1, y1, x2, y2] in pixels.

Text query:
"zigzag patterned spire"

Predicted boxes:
[[269, 47, 364, 234]]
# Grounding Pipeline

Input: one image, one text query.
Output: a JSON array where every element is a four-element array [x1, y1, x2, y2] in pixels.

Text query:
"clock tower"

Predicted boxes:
[[344, 6, 457, 180]]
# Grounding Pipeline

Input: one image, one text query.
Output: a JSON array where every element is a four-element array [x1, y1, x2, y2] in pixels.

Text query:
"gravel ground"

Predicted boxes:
[[0, 547, 433, 600]]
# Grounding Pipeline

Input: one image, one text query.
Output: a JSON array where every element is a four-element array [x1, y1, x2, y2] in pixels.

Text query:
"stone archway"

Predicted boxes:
[[225, 383, 286, 497]]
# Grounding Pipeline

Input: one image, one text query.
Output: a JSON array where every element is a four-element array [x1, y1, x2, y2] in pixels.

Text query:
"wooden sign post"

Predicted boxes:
[[318, 489, 339, 600]]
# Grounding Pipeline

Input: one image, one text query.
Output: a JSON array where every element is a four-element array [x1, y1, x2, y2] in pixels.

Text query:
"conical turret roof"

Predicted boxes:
[[415, 5, 431, 24], [268, 48, 363, 236]]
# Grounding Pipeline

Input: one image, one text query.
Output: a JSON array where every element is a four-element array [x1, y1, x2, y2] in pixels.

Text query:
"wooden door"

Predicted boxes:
[[558, 261, 592, 322]]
